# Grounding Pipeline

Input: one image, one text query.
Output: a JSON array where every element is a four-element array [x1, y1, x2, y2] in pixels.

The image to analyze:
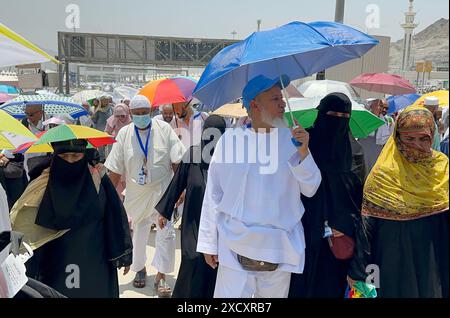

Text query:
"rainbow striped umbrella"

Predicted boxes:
[[22, 124, 115, 153], [0, 109, 36, 150], [138, 76, 197, 107]]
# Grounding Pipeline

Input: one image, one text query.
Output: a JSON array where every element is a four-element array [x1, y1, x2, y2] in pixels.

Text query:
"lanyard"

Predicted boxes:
[[135, 124, 151, 161]]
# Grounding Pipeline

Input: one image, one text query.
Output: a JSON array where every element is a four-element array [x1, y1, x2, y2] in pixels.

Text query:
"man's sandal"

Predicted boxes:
[[154, 279, 172, 298], [133, 270, 147, 288]]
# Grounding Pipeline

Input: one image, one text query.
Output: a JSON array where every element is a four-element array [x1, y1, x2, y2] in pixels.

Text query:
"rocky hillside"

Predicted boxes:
[[389, 18, 449, 70]]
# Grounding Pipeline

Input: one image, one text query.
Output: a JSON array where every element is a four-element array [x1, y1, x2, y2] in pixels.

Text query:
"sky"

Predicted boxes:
[[1, 0, 448, 53]]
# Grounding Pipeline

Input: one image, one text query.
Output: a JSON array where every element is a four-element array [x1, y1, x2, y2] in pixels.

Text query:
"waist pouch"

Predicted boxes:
[[237, 254, 278, 271]]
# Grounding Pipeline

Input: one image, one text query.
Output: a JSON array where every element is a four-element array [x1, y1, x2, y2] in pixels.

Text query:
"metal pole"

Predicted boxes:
[[57, 32, 63, 94], [65, 60, 70, 95], [422, 67, 426, 92], [416, 71, 420, 90], [76, 65, 80, 88], [317, 0, 345, 80], [257, 20, 261, 32], [58, 61, 64, 94], [335, 0, 345, 23]]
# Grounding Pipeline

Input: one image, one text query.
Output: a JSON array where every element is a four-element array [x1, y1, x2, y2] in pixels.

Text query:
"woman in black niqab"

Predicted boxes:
[[155, 115, 226, 298], [289, 93, 363, 298], [22, 139, 132, 298]]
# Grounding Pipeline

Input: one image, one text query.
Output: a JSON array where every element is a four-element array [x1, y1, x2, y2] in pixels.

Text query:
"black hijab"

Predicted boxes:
[[309, 93, 352, 173], [290, 93, 363, 297], [34, 139, 132, 267], [306, 93, 361, 234], [35, 139, 101, 230]]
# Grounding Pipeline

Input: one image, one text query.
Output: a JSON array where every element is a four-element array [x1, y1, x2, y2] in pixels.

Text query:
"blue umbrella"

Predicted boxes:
[[0, 94, 87, 119], [387, 94, 421, 114], [0, 84, 19, 94], [193, 21, 379, 110]]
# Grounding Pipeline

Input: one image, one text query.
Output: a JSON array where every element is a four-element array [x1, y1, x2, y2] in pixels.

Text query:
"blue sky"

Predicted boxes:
[[1, 0, 448, 52]]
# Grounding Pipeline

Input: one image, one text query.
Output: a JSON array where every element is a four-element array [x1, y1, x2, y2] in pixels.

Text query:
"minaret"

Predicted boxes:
[[401, 0, 419, 70]]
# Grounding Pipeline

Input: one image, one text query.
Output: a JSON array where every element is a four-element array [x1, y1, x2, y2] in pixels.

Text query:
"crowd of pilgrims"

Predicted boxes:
[[0, 86, 448, 298]]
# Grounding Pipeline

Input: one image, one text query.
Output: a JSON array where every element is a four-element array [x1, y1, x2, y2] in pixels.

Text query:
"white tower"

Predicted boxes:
[[401, 0, 419, 70]]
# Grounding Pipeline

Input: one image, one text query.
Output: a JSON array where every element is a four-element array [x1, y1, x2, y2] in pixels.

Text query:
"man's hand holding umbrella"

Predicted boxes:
[[291, 118, 310, 160]]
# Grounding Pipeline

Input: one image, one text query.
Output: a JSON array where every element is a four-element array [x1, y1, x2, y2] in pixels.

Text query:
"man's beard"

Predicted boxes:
[[163, 116, 173, 123], [260, 109, 288, 128]]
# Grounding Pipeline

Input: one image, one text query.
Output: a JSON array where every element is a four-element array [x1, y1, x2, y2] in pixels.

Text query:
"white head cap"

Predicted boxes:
[[424, 96, 439, 107], [43, 114, 74, 126], [43, 117, 66, 126], [130, 95, 151, 110]]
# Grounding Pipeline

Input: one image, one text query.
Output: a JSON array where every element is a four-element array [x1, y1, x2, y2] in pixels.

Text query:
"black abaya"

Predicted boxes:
[[24, 149, 132, 298], [155, 145, 217, 298], [0, 154, 28, 209], [289, 93, 363, 298], [348, 212, 449, 298]]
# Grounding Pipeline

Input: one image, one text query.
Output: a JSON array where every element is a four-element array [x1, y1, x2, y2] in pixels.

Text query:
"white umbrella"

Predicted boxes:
[[297, 80, 361, 101], [72, 90, 106, 104], [112, 86, 138, 103]]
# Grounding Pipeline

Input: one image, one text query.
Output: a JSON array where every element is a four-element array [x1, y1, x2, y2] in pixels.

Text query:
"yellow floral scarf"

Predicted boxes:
[[363, 106, 449, 221]]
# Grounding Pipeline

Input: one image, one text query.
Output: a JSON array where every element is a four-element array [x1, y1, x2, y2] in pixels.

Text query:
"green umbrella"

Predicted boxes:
[[284, 97, 384, 139]]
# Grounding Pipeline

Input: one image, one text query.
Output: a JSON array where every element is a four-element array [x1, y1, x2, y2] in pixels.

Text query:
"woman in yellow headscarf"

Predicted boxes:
[[348, 105, 449, 298]]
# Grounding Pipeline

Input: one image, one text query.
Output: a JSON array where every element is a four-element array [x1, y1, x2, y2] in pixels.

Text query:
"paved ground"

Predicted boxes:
[[119, 226, 182, 298]]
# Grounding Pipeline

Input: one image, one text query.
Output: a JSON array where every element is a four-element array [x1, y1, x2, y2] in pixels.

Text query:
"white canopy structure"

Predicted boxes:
[[0, 22, 59, 68]]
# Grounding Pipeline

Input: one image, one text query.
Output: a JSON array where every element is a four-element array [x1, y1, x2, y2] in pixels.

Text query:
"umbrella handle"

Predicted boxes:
[[278, 75, 296, 127], [278, 75, 302, 147]]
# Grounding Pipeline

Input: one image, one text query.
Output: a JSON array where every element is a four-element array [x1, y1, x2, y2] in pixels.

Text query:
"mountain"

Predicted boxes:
[[389, 18, 449, 71]]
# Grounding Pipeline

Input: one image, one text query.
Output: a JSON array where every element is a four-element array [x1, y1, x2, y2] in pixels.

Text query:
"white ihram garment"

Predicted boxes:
[[197, 128, 321, 298], [105, 120, 185, 273]]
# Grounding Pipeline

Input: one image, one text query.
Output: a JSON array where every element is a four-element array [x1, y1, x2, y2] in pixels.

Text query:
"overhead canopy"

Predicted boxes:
[[0, 22, 60, 68]]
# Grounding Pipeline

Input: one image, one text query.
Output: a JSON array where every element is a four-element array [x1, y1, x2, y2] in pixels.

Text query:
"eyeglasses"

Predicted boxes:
[[25, 110, 41, 117]]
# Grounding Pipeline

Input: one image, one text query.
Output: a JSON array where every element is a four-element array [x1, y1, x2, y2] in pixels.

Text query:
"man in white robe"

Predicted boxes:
[[172, 101, 209, 150], [105, 95, 185, 293], [154, 104, 183, 132], [375, 99, 394, 146], [197, 75, 322, 298]]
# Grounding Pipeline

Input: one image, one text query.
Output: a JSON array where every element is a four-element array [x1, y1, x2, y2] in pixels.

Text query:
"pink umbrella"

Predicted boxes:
[[0, 93, 13, 104], [349, 73, 416, 95]]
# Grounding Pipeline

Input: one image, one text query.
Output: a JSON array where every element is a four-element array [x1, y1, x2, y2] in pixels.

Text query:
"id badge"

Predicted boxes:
[[137, 168, 147, 186]]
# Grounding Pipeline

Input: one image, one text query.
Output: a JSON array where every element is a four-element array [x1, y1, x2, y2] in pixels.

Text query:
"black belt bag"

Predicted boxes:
[[237, 254, 278, 272]]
